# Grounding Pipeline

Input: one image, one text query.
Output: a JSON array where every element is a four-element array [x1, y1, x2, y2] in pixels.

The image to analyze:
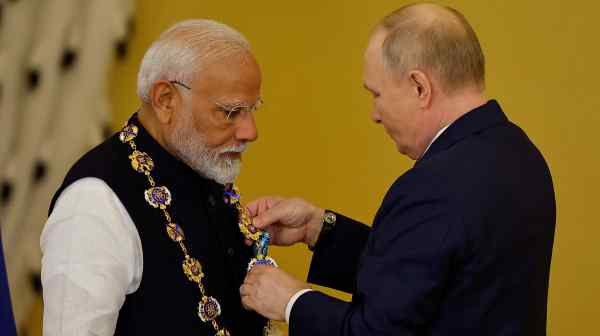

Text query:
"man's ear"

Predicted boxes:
[[149, 80, 177, 124], [408, 70, 432, 108]]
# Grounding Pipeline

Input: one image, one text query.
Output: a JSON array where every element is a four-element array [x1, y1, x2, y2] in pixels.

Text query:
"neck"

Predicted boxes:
[[415, 88, 487, 159], [138, 105, 171, 153], [438, 89, 488, 128]]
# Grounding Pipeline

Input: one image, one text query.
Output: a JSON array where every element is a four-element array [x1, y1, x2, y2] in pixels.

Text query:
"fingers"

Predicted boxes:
[[240, 283, 254, 310], [246, 201, 260, 217], [247, 196, 284, 217], [242, 266, 266, 287], [241, 266, 308, 321], [240, 283, 251, 297], [240, 268, 268, 311], [240, 274, 257, 311], [264, 196, 284, 212], [247, 197, 321, 247], [248, 264, 270, 275], [252, 201, 293, 229]]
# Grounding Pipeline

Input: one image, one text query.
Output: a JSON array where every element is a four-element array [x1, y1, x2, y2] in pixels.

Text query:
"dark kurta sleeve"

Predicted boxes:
[[307, 212, 371, 294]]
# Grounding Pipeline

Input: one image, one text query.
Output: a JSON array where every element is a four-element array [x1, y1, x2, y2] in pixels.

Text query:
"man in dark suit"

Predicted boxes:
[[240, 3, 555, 335]]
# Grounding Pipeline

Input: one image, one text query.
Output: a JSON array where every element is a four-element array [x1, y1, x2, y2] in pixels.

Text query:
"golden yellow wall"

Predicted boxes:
[[110, 1, 600, 334]]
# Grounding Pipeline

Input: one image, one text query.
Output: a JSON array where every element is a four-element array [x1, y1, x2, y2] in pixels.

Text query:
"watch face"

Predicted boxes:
[[324, 212, 336, 224]]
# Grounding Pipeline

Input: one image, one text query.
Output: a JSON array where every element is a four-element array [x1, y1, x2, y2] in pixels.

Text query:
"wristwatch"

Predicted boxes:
[[309, 211, 336, 251]]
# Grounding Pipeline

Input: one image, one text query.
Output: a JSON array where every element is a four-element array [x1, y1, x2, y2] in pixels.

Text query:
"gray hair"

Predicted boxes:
[[137, 19, 250, 103], [379, 4, 485, 93]]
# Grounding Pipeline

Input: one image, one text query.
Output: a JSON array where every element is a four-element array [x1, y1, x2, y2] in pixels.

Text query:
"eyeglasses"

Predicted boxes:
[[169, 80, 262, 123]]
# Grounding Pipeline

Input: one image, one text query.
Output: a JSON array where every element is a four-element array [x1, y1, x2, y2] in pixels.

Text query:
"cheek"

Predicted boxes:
[[200, 128, 236, 149], [197, 125, 238, 149], [378, 98, 403, 126], [379, 100, 413, 143], [188, 109, 233, 147], [375, 98, 391, 120]]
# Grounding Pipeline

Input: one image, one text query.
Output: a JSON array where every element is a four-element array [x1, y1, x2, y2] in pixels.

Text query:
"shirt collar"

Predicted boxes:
[[419, 123, 452, 160]]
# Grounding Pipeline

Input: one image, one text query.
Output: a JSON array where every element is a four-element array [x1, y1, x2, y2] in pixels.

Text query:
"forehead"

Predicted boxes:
[[365, 29, 388, 60], [194, 52, 262, 101], [363, 29, 388, 82]]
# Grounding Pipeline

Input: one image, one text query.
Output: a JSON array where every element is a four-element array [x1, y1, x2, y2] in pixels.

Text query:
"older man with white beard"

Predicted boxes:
[[40, 20, 266, 336]]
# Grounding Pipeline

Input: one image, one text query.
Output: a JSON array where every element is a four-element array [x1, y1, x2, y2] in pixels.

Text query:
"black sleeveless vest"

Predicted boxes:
[[49, 116, 266, 335]]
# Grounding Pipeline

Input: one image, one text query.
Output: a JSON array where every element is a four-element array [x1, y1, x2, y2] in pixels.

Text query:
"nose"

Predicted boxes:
[[235, 112, 258, 142], [371, 107, 382, 124]]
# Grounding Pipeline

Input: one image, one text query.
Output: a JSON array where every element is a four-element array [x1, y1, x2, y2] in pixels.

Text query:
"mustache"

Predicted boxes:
[[218, 143, 247, 155]]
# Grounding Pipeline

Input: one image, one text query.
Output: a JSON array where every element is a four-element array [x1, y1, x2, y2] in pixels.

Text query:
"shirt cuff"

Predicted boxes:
[[285, 288, 313, 324]]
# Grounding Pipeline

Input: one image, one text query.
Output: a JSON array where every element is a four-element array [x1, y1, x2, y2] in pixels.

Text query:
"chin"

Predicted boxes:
[[395, 143, 407, 154], [395, 144, 419, 160]]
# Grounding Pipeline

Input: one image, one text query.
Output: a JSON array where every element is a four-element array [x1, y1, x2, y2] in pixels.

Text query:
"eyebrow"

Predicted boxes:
[[216, 98, 263, 109], [363, 83, 376, 94]]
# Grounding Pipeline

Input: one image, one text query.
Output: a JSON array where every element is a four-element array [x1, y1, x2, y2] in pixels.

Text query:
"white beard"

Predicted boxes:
[[166, 114, 246, 185]]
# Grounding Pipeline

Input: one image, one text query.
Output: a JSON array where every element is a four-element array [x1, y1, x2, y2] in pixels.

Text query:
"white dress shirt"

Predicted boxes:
[[40, 177, 143, 336], [284, 123, 452, 323]]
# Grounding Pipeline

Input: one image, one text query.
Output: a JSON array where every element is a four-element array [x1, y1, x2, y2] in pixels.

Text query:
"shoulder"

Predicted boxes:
[[381, 120, 549, 219], [49, 134, 130, 213], [50, 177, 130, 225], [64, 134, 124, 183], [411, 121, 546, 190]]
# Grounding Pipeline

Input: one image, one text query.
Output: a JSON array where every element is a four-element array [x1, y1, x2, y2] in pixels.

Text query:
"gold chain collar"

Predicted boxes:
[[119, 123, 277, 335]]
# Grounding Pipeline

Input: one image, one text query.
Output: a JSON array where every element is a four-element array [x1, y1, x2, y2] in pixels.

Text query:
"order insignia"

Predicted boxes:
[[144, 186, 172, 209], [247, 257, 278, 272], [129, 150, 154, 174], [183, 257, 204, 283], [215, 329, 231, 336], [238, 210, 261, 242], [119, 125, 138, 143], [166, 223, 185, 242], [198, 296, 222, 322]]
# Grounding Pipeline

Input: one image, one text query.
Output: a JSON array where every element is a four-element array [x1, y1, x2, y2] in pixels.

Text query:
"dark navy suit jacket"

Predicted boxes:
[[291, 100, 556, 335]]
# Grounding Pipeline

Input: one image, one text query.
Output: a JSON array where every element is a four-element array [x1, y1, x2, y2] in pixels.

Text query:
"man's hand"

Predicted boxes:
[[246, 197, 325, 247], [240, 266, 310, 321]]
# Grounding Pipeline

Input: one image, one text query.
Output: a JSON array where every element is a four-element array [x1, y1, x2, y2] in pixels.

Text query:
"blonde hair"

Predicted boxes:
[[379, 3, 485, 93], [137, 19, 250, 103]]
